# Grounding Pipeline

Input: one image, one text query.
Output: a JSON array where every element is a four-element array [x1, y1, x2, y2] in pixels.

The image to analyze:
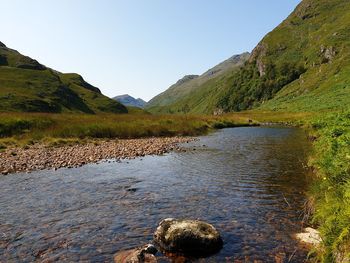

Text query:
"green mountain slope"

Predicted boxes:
[[149, 0, 350, 114], [0, 42, 127, 113], [226, 0, 350, 113], [257, 0, 350, 112], [146, 53, 250, 113]]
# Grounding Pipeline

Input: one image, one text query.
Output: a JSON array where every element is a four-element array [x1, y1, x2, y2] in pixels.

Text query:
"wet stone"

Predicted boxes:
[[295, 227, 322, 246], [114, 244, 157, 263], [154, 218, 223, 257]]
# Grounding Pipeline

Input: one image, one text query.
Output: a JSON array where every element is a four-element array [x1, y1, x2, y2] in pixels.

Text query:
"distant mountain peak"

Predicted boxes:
[[114, 94, 129, 98], [113, 94, 147, 108]]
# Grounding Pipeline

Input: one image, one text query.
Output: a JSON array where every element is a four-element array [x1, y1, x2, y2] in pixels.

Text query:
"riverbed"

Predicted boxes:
[[0, 127, 311, 262]]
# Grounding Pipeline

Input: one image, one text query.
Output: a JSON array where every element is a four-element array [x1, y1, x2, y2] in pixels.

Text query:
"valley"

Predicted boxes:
[[0, 0, 349, 262]]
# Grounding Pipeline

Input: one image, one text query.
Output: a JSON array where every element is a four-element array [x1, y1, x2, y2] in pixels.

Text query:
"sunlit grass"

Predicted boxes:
[[306, 111, 350, 262], [0, 112, 253, 147]]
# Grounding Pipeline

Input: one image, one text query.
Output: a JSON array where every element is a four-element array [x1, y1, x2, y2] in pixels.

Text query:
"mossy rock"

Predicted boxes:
[[154, 218, 223, 257]]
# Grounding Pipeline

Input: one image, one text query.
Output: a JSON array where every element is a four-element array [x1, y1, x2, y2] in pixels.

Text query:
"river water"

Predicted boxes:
[[0, 127, 311, 262]]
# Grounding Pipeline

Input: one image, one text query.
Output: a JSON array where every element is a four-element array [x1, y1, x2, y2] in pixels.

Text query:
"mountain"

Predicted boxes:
[[146, 52, 250, 113], [0, 42, 127, 113], [148, 0, 350, 114], [113, 94, 147, 108], [218, 0, 350, 113]]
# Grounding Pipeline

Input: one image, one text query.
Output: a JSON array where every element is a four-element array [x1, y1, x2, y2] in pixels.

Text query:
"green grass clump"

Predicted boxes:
[[308, 111, 350, 262]]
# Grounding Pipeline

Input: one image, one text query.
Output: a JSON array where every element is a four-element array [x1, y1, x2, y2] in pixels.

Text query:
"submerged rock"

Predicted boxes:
[[154, 218, 223, 257], [295, 227, 322, 246], [114, 244, 157, 263]]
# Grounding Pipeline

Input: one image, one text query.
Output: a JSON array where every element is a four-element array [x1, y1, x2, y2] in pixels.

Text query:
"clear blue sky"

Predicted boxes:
[[1, 0, 301, 101]]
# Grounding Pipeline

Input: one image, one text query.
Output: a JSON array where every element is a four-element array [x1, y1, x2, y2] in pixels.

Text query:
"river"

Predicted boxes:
[[0, 127, 311, 262]]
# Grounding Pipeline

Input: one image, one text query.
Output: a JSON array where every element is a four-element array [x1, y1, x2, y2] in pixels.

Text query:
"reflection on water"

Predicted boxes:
[[0, 127, 311, 262]]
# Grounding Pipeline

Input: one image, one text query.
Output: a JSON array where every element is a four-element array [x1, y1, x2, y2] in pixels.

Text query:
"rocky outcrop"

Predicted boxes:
[[320, 45, 337, 63], [114, 244, 157, 263], [0, 41, 6, 47], [295, 0, 319, 20], [15, 55, 46, 70], [249, 42, 268, 76], [154, 218, 223, 257]]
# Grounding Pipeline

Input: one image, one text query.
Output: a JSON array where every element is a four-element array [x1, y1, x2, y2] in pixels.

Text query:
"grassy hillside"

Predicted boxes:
[[0, 42, 127, 114], [252, 0, 350, 112], [149, 0, 350, 115], [146, 53, 250, 113], [223, 0, 350, 112]]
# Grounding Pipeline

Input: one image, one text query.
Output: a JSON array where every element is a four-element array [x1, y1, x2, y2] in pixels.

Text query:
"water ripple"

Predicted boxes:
[[0, 127, 311, 262]]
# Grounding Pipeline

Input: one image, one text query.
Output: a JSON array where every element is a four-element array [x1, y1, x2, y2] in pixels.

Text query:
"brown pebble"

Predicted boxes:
[[0, 137, 195, 175]]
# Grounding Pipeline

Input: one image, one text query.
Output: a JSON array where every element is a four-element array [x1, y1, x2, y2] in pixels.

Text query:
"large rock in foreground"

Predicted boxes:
[[154, 218, 223, 257], [114, 244, 157, 263]]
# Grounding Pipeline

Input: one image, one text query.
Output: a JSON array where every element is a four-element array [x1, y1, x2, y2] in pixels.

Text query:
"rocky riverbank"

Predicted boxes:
[[0, 137, 194, 175]]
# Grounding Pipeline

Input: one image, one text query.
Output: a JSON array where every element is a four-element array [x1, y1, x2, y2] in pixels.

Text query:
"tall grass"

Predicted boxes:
[[0, 112, 252, 144], [307, 111, 350, 262]]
